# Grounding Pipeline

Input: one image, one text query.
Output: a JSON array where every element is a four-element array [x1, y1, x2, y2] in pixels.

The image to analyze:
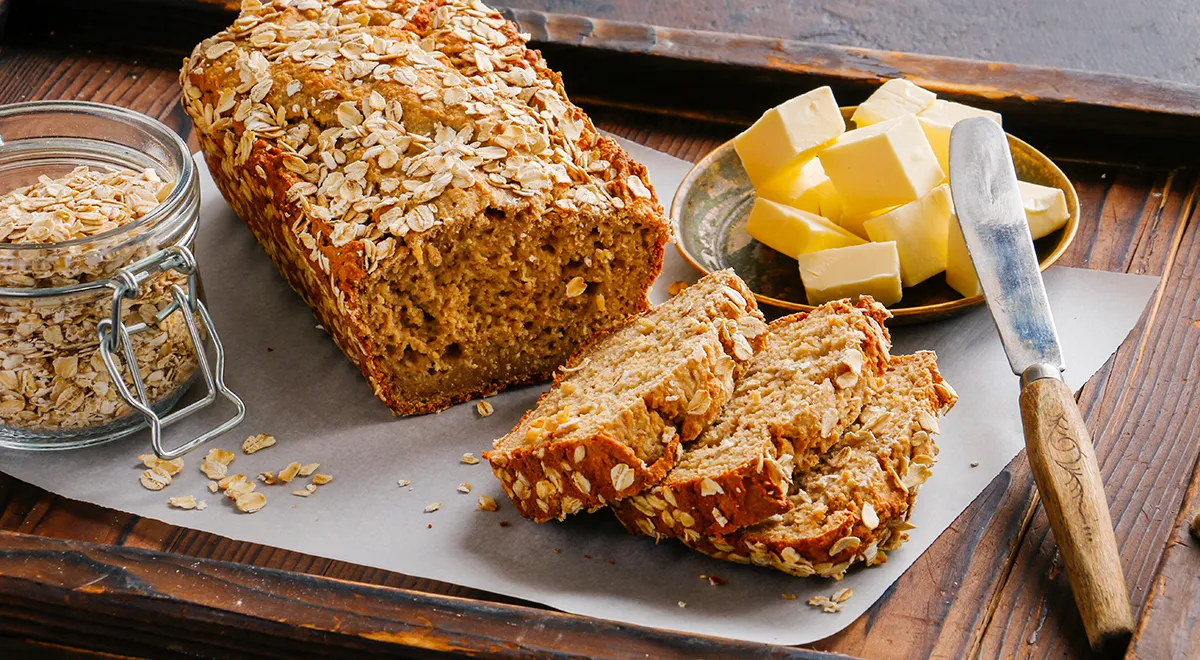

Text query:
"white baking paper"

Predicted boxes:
[[0, 140, 1159, 646]]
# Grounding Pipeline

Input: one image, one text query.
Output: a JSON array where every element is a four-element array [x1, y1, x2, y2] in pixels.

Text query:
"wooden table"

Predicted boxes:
[[1, 1, 1199, 658]]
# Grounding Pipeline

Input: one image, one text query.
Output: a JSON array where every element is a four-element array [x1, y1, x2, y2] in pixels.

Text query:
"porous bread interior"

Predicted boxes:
[[664, 301, 887, 485], [742, 352, 946, 546], [358, 203, 664, 406], [491, 271, 751, 465]]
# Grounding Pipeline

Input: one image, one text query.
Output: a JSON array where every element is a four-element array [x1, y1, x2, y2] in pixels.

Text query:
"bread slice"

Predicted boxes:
[[686, 351, 957, 579], [484, 271, 769, 522], [611, 297, 893, 540], [180, 0, 670, 415]]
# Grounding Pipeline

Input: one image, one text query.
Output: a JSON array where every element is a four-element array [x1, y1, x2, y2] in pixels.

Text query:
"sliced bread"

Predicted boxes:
[[610, 297, 893, 540], [484, 271, 768, 522], [686, 351, 957, 579]]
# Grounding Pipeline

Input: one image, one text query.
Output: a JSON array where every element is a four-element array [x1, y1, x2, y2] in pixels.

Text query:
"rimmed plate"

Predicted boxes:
[[670, 107, 1079, 324]]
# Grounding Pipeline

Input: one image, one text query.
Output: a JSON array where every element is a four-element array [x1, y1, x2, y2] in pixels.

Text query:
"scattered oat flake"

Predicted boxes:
[[970, 461, 980, 468], [298, 463, 320, 477], [677, 601, 687, 608], [207, 480, 219, 493], [200, 460, 228, 480], [278, 462, 301, 483], [667, 281, 689, 296], [312, 474, 333, 485], [242, 433, 276, 454], [707, 575, 727, 586], [782, 593, 797, 600], [476, 400, 494, 417], [205, 447, 235, 466], [461, 453, 480, 465], [138, 454, 184, 475], [235, 491, 267, 513], [196, 500, 208, 510], [292, 489, 312, 497], [833, 588, 854, 603], [398, 479, 411, 487], [139, 468, 172, 491], [457, 482, 472, 494], [258, 471, 278, 485], [424, 502, 443, 513], [477, 495, 498, 511], [168, 495, 198, 510]]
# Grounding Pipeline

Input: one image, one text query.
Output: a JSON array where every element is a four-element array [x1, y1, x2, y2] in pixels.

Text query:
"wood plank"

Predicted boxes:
[[1126, 460, 1200, 659], [0, 530, 837, 659], [979, 175, 1200, 657]]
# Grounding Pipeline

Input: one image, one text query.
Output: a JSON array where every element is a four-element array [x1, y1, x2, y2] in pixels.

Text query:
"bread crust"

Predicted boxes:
[[686, 351, 957, 579], [181, 0, 669, 416], [485, 271, 768, 522], [610, 297, 893, 540]]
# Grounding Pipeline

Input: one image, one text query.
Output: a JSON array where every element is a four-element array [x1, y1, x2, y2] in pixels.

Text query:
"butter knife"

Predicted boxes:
[[948, 118, 1134, 651]]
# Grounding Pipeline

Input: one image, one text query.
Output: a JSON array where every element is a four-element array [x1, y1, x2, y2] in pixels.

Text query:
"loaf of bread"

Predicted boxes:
[[180, 0, 670, 414], [485, 271, 768, 522], [611, 297, 892, 541], [686, 351, 957, 579]]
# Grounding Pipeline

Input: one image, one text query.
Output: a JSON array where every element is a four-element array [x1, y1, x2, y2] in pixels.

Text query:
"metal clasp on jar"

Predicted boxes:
[[96, 245, 245, 459]]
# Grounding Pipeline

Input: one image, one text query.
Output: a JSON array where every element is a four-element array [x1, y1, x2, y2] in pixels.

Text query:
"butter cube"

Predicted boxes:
[[734, 87, 845, 187], [851, 79, 936, 127], [838, 205, 896, 240], [1019, 181, 1070, 239], [797, 242, 904, 307], [821, 115, 945, 217], [863, 184, 953, 286], [945, 211, 982, 298], [757, 158, 843, 222], [917, 100, 1004, 173], [745, 198, 865, 259]]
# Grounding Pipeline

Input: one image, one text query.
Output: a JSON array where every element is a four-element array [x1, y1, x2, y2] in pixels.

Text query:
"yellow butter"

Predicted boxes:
[[851, 79, 936, 127], [820, 114, 945, 217], [838, 205, 896, 240], [734, 86, 845, 188], [863, 184, 953, 287], [745, 198, 865, 259], [917, 100, 1004, 173], [797, 241, 903, 307], [757, 158, 843, 222], [945, 211, 982, 297], [1019, 181, 1070, 239]]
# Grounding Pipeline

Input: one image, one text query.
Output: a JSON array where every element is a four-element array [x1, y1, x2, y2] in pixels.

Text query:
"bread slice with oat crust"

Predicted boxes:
[[484, 271, 768, 523], [686, 351, 957, 579], [610, 297, 893, 541]]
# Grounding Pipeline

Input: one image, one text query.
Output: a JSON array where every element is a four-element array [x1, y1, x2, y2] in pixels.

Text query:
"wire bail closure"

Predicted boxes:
[[96, 245, 245, 459]]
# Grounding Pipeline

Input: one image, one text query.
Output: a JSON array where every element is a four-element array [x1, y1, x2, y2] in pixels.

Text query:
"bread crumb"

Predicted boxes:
[[677, 601, 687, 608], [424, 502, 442, 513], [168, 496, 198, 510], [970, 461, 980, 468], [477, 495, 498, 511], [312, 474, 333, 485], [397, 479, 410, 487], [499, 520, 510, 527], [476, 401, 494, 417], [781, 593, 797, 600], [460, 453, 480, 465], [457, 482, 472, 494], [565, 276, 587, 297], [706, 575, 726, 586]]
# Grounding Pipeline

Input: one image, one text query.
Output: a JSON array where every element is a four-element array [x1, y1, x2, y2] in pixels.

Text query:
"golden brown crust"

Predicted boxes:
[[484, 271, 768, 522], [181, 0, 669, 415], [686, 351, 958, 579], [610, 296, 893, 541]]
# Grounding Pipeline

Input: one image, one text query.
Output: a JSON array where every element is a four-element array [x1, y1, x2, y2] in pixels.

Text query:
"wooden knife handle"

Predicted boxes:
[[1020, 376, 1134, 650]]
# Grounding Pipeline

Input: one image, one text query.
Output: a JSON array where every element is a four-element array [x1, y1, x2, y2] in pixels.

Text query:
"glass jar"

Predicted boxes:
[[0, 101, 244, 457]]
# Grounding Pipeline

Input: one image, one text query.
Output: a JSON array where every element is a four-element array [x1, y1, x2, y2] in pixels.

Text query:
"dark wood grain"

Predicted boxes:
[[0, 531, 837, 659], [1, 3, 1200, 659]]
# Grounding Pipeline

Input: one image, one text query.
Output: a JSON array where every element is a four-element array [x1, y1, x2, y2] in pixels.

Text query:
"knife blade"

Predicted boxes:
[[947, 118, 1062, 382], [948, 117, 1134, 651]]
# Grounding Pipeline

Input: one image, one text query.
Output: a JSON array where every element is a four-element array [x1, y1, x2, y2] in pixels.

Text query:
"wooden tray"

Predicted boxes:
[[1, 2, 1199, 658]]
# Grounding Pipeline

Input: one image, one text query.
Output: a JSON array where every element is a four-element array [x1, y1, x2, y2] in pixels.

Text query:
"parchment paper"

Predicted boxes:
[[0, 139, 1159, 646]]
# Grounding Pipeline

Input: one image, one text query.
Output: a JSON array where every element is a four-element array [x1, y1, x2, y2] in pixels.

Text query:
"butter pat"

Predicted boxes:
[[757, 158, 843, 222], [797, 242, 903, 306], [838, 205, 895, 240], [851, 79, 936, 127], [863, 184, 953, 286], [1019, 181, 1070, 239], [820, 115, 945, 217], [917, 100, 1004, 173], [745, 198, 865, 258], [945, 211, 982, 297], [734, 87, 845, 187]]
